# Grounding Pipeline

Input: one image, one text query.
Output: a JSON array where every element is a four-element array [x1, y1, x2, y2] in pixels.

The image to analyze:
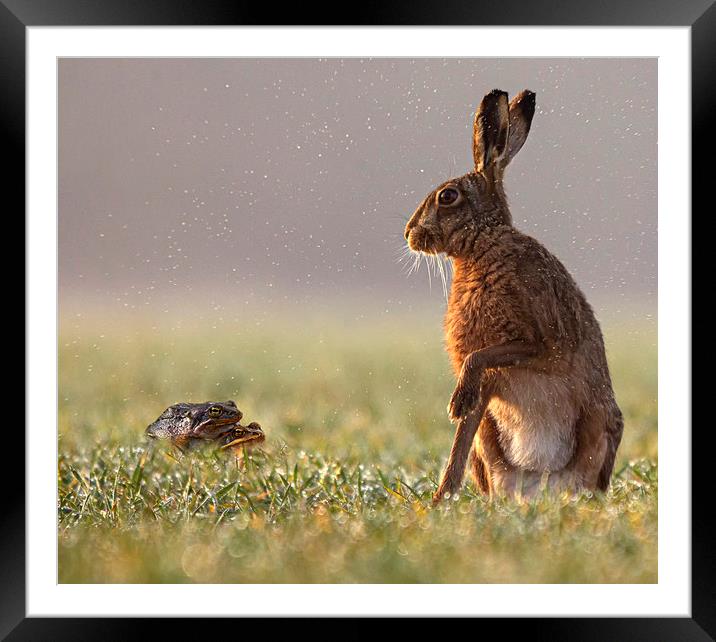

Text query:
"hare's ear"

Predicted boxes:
[[472, 89, 510, 174], [503, 90, 536, 166]]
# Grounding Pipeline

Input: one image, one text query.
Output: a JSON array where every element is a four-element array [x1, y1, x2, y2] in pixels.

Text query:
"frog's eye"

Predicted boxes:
[[208, 406, 222, 417]]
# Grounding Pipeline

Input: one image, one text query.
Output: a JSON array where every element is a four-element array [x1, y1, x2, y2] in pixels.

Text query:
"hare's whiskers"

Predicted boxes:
[[394, 245, 411, 262], [407, 252, 421, 276], [437, 254, 449, 302]]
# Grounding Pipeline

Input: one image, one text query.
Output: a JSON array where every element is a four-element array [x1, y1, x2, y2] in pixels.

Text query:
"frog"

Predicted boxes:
[[145, 400, 264, 452]]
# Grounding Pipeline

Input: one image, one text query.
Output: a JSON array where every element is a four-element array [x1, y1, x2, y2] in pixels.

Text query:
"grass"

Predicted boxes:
[[58, 307, 657, 583]]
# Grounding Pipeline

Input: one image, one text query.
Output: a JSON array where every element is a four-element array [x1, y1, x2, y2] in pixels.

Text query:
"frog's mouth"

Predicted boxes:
[[205, 417, 243, 429], [193, 417, 244, 439]]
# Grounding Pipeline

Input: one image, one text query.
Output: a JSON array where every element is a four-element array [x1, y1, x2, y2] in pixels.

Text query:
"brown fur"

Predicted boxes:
[[404, 89, 623, 502]]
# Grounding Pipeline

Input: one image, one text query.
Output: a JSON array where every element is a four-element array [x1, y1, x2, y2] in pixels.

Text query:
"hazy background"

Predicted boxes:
[[59, 58, 656, 326]]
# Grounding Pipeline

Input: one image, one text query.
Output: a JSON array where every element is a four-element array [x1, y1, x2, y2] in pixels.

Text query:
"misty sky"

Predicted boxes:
[[59, 58, 656, 318]]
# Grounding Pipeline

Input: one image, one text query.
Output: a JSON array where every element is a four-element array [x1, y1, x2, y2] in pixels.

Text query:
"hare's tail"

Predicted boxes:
[[597, 404, 624, 491]]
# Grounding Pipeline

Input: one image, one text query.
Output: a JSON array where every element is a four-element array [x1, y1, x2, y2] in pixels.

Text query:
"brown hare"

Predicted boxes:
[[404, 89, 623, 503]]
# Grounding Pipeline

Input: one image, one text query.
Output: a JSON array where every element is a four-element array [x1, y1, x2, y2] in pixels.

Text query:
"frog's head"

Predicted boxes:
[[190, 401, 243, 437], [221, 422, 266, 451], [146, 400, 243, 440]]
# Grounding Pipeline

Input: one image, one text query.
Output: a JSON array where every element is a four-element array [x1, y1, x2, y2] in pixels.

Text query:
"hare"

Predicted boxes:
[[404, 89, 624, 503]]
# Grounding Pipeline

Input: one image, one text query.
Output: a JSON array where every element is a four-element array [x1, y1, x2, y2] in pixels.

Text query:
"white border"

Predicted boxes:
[[28, 27, 690, 617]]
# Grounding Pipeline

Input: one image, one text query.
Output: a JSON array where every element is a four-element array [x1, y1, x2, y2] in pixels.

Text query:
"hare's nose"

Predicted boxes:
[[405, 203, 424, 240]]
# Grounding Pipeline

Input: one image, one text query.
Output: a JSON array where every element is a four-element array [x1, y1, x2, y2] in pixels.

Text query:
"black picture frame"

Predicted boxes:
[[8, 0, 707, 638]]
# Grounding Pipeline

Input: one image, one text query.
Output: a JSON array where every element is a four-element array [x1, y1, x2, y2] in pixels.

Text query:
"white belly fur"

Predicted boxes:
[[488, 370, 579, 472]]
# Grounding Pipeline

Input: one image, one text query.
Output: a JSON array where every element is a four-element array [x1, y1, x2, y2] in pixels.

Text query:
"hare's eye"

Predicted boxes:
[[437, 187, 460, 206], [209, 406, 222, 417]]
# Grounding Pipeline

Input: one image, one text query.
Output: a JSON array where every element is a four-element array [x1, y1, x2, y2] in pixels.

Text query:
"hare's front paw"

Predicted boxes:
[[448, 381, 480, 423], [432, 477, 462, 505]]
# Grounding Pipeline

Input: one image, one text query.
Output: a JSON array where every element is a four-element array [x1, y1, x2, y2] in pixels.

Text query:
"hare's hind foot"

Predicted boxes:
[[490, 468, 579, 500]]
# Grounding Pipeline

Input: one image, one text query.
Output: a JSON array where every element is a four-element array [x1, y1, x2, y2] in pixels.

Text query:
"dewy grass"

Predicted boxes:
[[58, 312, 657, 584]]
